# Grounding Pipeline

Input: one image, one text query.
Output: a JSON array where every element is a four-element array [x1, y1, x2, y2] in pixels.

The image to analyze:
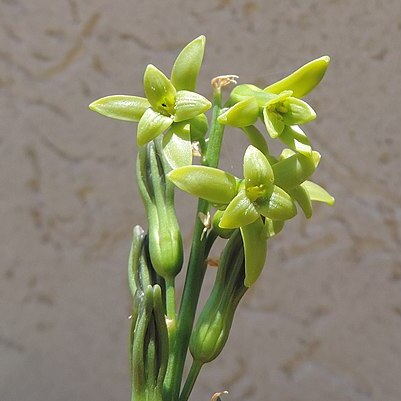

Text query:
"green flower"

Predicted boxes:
[[137, 65, 211, 145], [167, 145, 297, 287], [167, 145, 297, 227], [89, 36, 211, 147], [218, 146, 297, 228], [262, 89, 316, 139], [219, 56, 330, 155]]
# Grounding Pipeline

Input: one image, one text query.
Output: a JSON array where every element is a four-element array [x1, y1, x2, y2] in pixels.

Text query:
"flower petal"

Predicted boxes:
[[218, 97, 259, 127], [279, 125, 312, 157], [282, 98, 316, 125], [89, 95, 150, 122], [255, 185, 297, 220], [272, 151, 320, 190], [301, 181, 335, 205], [162, 123, 192, 169], [243, 145, 274, 190], [174, 90, 211, 122], [240, 218, 268, 287], [264, 218, 284, 238], [171, 35, 206, 91], [137, 108, 173, 146], [188, 114, 209, 141], [167, 166, 238, 204], [263, 107, 284, 138], [264, 56, 330, 98], [144, 64, 176, 115], [288, 185, 312, 218], [229, 84, 274, 107], [219, 190, 259, 229]]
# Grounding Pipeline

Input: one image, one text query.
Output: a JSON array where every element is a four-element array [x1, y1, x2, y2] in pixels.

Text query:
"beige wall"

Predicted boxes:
[[1, 1, 401, 400]]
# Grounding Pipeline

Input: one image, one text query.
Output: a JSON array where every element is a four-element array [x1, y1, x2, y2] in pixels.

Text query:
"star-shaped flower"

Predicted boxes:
[[217, 56, 330, 156], [218, 145, 296, 228], [262, 89, 316, 139], [89, 36, 211, 147], [167, 145, 297, 287]]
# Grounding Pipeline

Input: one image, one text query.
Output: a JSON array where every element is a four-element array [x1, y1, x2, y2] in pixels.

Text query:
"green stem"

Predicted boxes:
[[205, 229, 219, 256], [203, 89, 224, 167], [179, 360, 203, 401], [165, 88, 225, 401], [241, 125, 269, 156], [165, 277, 176, 322]]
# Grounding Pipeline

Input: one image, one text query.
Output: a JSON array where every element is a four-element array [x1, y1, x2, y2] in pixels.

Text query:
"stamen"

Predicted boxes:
[[211, 75, 239, 90]]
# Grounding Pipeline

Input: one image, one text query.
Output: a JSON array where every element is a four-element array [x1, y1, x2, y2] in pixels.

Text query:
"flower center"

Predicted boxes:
[[246, 184, 266, 202]]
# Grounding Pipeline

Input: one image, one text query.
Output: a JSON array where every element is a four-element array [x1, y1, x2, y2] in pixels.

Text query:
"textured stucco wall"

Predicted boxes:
[[1, 1, 401, 400]]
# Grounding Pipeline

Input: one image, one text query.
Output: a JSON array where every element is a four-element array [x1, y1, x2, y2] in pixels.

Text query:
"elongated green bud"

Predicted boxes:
[[132, 285, 153, 401], [130, 284, 169, 401], [152, 285, 169, 390], [128, 226, 167, 400], [128, 225, 146, 298], [128, 226, 164, 302], [190, 232, 247, 363], [137, 140, 183, 280]]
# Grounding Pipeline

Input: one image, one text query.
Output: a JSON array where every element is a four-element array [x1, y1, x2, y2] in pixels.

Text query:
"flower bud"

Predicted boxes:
[[128, 225, 147, 299], [130, 284, 168, 401], [137, 141, 183, 280], [190, 232, 247, 363]]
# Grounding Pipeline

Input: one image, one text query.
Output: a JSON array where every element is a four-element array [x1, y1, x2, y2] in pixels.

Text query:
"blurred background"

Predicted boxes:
[[1, 1, 401, 400]]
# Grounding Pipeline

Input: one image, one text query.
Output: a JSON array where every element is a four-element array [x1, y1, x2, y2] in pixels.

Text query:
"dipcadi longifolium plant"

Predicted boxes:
[[89, 35, 334, 401]]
